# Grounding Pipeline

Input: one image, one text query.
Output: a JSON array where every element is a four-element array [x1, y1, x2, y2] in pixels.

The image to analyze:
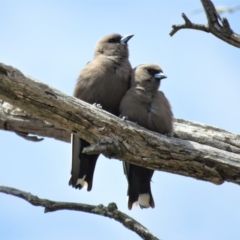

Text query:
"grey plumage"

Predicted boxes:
[[69, 33, 133, 191], [119, 63, 173, 209]]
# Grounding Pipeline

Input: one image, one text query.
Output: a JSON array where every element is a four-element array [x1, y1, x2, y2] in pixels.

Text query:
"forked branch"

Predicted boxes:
[[170, 0, 240, 48]]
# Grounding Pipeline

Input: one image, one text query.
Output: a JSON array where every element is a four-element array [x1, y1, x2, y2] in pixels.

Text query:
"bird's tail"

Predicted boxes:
[[124, 163, 155, 210], [138, 178, 155, 209], [69, 134, 99, 191]]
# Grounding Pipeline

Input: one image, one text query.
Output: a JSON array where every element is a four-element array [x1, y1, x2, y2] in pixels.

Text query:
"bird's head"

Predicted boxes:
[[94, 33, 134, 58], [132, 64, 167, 92]]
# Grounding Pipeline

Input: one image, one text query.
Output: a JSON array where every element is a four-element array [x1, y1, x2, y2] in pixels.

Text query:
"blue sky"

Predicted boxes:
[[1, 0, 240, 239]]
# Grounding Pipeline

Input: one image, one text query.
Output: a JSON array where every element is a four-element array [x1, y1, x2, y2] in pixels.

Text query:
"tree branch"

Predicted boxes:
[[2, 101, 240, 155], [1, 62, 240, 186], [0, 186, 158, 240], [170, 13, 210, 36], [170, 0, 240, 48], [0, 99, 70, 142], [190, 5, 240, 15]]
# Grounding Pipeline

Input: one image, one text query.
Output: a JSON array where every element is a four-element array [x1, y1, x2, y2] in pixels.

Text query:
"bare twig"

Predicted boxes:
[[191, 5, 240, 15], [170, 13, 209, 36], [15, 131, 44, 142], [1, 62, 240, 186], [170, 0, 240, 48], [0, 186, 159, 240]]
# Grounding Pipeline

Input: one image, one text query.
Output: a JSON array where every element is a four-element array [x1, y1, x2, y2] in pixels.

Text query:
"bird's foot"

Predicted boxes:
[[119, 114, 128, 120], [120, 115, 138, 124], [165, 133, 172, 137], [93, 103, 102, 109]]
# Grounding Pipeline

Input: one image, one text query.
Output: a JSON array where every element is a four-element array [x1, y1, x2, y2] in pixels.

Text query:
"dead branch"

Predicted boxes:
[[2, 101, 240, 155], [0, 186, 158, 240], [190, 5, 240, 15], [1, 62, 240, 186], [0, 100, 69, 142], [170, 0, 240, 48]]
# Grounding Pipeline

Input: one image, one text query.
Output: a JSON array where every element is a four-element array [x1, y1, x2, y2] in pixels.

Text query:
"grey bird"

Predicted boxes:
[[69, 33, 133, 191], [119, 63, 173, 210]]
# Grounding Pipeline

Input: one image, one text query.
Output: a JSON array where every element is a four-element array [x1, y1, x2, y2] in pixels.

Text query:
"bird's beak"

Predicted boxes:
[[120, 34, 134, 44], [154, 72, 167, 80]]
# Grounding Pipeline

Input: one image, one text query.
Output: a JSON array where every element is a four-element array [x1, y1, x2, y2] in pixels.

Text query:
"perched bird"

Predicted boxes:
[[119, 63, 173, 210], [69, 33, 133, 191]]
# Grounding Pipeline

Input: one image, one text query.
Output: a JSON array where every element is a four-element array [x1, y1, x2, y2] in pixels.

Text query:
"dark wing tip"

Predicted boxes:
[[87, 182, 92, 192], [128, 201, 133, 210]]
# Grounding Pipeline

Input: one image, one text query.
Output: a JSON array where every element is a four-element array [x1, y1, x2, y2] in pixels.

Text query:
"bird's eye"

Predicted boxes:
[[147, 69, 154, 75], [109, 38, 118, 43], [147, 69, 161, 76]]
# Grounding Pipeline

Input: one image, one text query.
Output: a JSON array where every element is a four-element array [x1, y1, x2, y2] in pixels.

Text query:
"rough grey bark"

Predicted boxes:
[[170, 0, 240, 48], [2, 102, 240, 155], [1, 62, 240, 186], [0, 99, 70, 142]]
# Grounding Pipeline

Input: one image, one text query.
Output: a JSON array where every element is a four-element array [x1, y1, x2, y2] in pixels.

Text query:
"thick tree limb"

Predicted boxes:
[[1, 62, 240, 186], [0, 100, 70, 142], [170, 0, 240, 48], [2, 101, 240, 156], [0, 186, 158, 240]]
